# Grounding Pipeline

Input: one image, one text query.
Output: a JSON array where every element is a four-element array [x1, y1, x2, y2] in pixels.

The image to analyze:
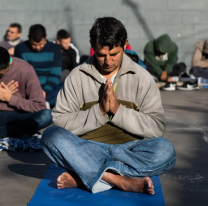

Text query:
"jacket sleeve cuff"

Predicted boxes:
[[110, 103, 125, 125], [94, 103, 109, 125], [8, 95, 18, 107], [165, 64, 173, 74]]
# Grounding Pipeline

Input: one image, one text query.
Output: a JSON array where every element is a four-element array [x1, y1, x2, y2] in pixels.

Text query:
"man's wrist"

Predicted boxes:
[[111, 103, 120, 115], [99, 103, 106, 116], [6, 94, 12, 102]]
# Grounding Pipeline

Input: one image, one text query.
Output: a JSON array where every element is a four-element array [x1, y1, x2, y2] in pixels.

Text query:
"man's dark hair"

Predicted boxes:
[[28, 24, 46, 43], [89, 17, 127, 50], [0, 47, 10, 71], [10, 23, 22, 33], [57, 29, 70, 41]]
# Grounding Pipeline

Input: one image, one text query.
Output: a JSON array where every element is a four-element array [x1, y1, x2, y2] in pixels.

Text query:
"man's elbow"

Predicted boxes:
[[31, 103, 47, 112], [153, 121, 166, 137]]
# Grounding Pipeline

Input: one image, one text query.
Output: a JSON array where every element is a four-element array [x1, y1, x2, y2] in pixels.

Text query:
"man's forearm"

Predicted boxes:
[[110, 104, 165, 138], [8, 95, 46, 112], [53, 103, 109, 136]]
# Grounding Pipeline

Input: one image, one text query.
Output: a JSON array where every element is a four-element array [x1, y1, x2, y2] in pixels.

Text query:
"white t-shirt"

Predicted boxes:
[[100, 72, 118, 84]]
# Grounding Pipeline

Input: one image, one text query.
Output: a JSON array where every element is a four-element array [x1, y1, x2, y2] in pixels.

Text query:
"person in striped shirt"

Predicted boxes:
[[14, 24, 62, 107]]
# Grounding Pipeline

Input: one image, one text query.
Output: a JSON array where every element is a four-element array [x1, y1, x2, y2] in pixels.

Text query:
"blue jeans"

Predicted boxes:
[[42, 126, 176, 193], [190, 67, 208, 79], [0, 109, 52, 138]]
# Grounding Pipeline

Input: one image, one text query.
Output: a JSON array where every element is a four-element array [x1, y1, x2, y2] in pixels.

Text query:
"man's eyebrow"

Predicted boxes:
[[97, 52, 106, 56], [96, 50, 120, 56], [109, 51, 120, 55]]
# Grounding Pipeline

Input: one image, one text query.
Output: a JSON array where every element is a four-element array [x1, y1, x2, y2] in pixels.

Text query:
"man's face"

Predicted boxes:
[[94, 40, 128, 75], [6, 27, 21, 41], [29, 38, 47, 52], [57, 38, 71, 50]]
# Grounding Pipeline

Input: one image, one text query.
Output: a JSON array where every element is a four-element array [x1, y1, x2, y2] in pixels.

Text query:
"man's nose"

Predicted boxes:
[[105, 55, 110, 64]]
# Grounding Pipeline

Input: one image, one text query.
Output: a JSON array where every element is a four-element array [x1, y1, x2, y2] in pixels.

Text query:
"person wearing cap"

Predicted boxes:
[[0, 47, 52, 139], [144, 34, 186, 91]]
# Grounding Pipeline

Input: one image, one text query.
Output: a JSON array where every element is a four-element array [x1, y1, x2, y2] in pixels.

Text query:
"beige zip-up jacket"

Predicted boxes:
[[192, 40, 208, 68], [52, 54, 165, 144]]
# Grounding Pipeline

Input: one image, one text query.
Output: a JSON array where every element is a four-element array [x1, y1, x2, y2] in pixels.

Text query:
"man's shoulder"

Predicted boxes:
[[15, 40, 28, 51], [68, 46, 76, 54], [0, 40, 10, 49], [65, 59, 93, 81], [12, 57, 33, 70], [196, 40, 205, 50], [46, 40, 61, 52], [0, 40, 6, 45]]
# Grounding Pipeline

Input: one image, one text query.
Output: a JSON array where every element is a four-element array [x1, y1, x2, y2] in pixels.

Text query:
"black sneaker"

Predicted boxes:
[[177, 82, 199, 90], [161, 82, 177, 91], [179, 72, 196, 82]]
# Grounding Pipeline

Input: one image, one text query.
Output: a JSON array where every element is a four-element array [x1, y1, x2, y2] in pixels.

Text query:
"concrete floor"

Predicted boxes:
[[0, 89, 207, 206]]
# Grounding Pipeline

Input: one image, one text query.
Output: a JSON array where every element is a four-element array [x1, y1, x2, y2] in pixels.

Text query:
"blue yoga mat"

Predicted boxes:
[[28, 163, 166, 206]]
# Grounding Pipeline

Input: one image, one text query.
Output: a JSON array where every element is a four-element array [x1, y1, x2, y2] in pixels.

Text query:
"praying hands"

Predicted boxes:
[[99, 78, 120, 116], [0, 80, 18, 102]]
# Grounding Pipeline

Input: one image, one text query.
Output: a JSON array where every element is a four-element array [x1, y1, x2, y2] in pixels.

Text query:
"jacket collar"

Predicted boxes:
[[79, 53, 136, 84]]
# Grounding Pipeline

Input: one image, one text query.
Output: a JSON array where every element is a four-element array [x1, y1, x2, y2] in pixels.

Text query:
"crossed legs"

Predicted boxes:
[[42, 126, 176, 194]]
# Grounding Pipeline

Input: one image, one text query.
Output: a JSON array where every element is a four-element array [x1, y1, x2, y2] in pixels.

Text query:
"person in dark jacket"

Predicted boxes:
[[56, 29, 79, 82], [144, 34, 186, 91]]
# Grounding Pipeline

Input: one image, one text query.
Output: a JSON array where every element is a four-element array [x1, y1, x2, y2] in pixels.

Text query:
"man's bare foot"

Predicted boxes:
[[119, 176, 155, 195], [57, 172, 83, 189], [102, 172, 155, 195]]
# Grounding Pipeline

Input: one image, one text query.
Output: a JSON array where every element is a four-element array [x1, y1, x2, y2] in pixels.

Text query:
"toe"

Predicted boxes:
[[147, 188, 155, 195], [57, 175, 62, 183], [57, 183, 64, 189]]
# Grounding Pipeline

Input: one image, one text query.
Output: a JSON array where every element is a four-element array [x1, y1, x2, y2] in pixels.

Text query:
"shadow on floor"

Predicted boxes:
[[7, 151, 51, 179]]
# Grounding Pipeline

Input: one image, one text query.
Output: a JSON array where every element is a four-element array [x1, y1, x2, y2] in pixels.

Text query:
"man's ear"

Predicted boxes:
[[123, 39, 129, 50], [56, 40, 60, 45], [17, 32, 21, 38]]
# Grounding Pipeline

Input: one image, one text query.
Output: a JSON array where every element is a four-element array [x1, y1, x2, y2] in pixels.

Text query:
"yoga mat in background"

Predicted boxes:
[[28, 163, 166, 206]]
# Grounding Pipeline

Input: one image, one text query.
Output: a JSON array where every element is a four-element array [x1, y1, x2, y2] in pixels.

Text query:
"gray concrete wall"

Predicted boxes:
[[0, 0, 208, 70]]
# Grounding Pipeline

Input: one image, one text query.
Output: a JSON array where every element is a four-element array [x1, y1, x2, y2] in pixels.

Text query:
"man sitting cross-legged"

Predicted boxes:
[[42, 17, 176, 194], [0, 47, 52, 139]]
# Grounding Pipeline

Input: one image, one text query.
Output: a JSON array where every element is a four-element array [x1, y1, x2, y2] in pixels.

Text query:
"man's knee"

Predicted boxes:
[[155, 137, 176, 161], [42, 126, 72, 146], [38, 109, 52, 126]]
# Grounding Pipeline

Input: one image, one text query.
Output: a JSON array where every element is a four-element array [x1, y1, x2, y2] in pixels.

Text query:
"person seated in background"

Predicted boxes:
[[178, 40, 208, 90], [56, 29, 79, 82], [14, 24, 62, 108], [191, 40, 208, 78], [0, 47, 52, 139], [0, 23, 23, 56], [144, 34, 186, 91]]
